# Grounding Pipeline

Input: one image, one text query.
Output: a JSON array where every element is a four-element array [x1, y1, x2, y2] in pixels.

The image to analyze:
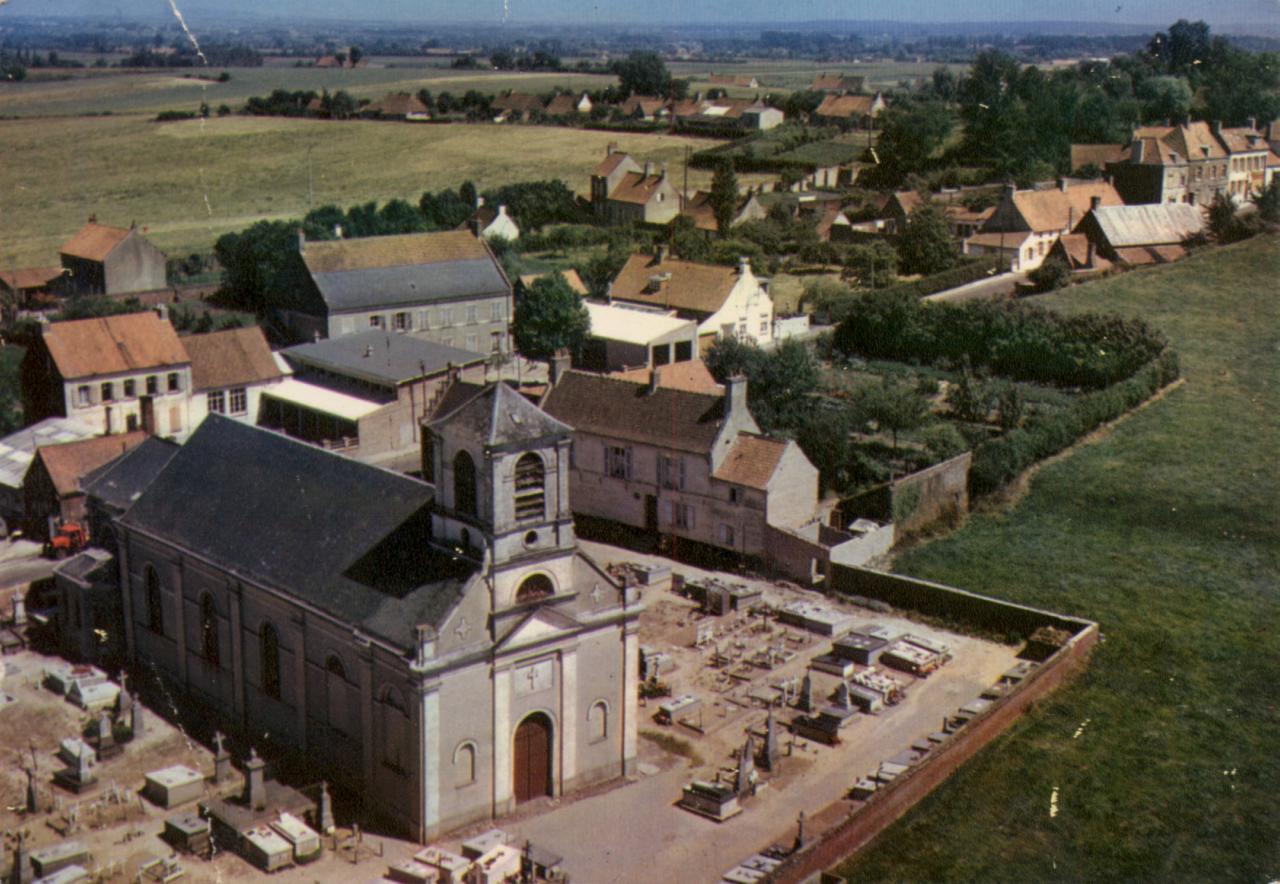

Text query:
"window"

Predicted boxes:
[[326, 655, 348, 735], [589, 701, 609, 742], [146, 375, 158, 395], [604, 445, 632, 479], [719, 523, 735, 546], [419, 310, 431, 330], [490, 301, 503, 321], [421, 431, 435, 484], [465, 334, 478, 352], [145, 565, 163, 634], [453, 450, 477, 517], [167, 372, 181, 392], [728, 487, 742, 504], [207, 391, 226, 414], [101, 382, 114, 402], [454, 742, 477, 785], [441, 307, 454, 327], [466, 305, 478, 324], [200, 594, 219, 666], [260, 623, 281, 699], [380, 687, 409, 773], [658, 454, 685, 490], [516, 574, 555, 604], [124, 379, 136, 398], [394, 312, 410, 332], [127, 414, 139, 432], [76, 385, 91, 407], [675, 503, 695, 530], [514, 453, 546, 522], [760, 319, 769, 336], [229, 387, 247, 415], [491, 332, 503, 353], [369, 315, 384, 329]]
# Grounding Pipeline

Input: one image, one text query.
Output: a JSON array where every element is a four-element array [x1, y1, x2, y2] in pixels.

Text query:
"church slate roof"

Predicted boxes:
[[119, 416, 477, 651], [429, 382, 571, 452]]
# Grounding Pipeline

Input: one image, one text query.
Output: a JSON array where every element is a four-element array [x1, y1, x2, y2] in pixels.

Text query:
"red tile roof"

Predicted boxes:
[[60, 222, 133, 263], [608, 171, 671, 206], [816, 93, 881, 119], [609, 253, 741, 315], [182, 326, 283, 392], [711, 433, 788, 490], [43, 313, 189, 380], [611, 361, 722, 394], [36, 432, 148, 497], [1070, 144, 1126, 170], [0, 266, 64, 292], [1011, 182, 1122, 233], [592, 151, 635, 178]]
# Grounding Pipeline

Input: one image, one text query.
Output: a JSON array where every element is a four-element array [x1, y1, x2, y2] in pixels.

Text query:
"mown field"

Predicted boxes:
[[837, 235, 1280, 881], [0, 114, 723, 266], [668, 59, 969, 96]]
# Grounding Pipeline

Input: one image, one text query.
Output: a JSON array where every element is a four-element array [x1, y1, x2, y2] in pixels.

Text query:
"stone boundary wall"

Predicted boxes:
[[888, 451, 970, 537], [763, 567, 1098, 883]]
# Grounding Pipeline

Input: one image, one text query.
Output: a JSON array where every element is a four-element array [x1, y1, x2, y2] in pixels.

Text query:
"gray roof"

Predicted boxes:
[[0, 417, 98, 490], [429, 382, 572, 452], [82, 436, 181, 514], [119, 416, 477, 651], [313, 260, 509, 313], [1088, 203, 1205, 247], [283, 331, 487, 386], [52, 548, 114, 585]]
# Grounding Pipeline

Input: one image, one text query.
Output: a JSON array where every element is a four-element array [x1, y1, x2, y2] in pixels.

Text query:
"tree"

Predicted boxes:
[[1136, 76, 1192, 124], [490, 49, 515, 70], [858, 377, 930, 463], [709, 159, 739, 234], [843, 241, 899, 289], [348, 46, 363, 66], [1207, 192, 1237, 242], [329, 90, 357, 120], [1028, 257, 1071, 292], [669, 215, 711, 262], [873, 100, 955, 184], [1255, 177, 1280, 224], [512, 272, 591, 361], [1147, 20, 1212, 78], [614, 51, 671, 96], [897, 203, 957, 275], [581, 248, 629, 298]]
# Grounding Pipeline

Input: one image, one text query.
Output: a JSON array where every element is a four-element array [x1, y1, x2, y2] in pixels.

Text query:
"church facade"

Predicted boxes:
[[113, 386, 640, 841]]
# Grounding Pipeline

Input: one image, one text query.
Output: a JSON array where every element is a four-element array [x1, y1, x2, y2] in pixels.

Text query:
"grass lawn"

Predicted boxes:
[[0, 115, 719, 267], [835, 235, 1280, 881]]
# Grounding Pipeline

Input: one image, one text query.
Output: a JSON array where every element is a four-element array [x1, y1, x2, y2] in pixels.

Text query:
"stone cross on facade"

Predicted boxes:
[[454, 616, 471, 641], [590, 583, 605, 604]]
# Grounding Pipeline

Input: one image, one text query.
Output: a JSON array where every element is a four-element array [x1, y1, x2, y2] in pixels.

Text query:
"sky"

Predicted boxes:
[[5, 0, 1277, 28]]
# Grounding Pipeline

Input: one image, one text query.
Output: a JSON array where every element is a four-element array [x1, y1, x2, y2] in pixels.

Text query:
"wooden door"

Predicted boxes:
[[513, 714, 552, 804]]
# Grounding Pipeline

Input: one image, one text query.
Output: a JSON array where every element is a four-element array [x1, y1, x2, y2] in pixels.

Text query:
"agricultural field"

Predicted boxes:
[[0, 113, 722, 266], [0, 65, 616, 118], [837, 235, 1280, 880], [668, 59, 969, 96]]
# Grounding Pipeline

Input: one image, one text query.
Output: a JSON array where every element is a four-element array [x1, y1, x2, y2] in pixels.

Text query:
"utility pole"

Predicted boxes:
[[683, 145, 690, 208]]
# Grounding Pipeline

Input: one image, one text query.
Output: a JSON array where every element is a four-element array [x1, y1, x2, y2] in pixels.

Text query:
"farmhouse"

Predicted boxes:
[[0, 266, 66, 309], [59, 219, 167, 297], [282, 230, 514, 353], [1105, 122, 1229, 206], [544, 92, 592, 116], [458, 200, 520, 242], [680, 190, 768, 233], [608, 250, 774, 353], [589, 150, 680, 226], [810, 73, 866, 92], [813, 92, 885, 127], [363, 92, 431, 120], [114, 394, 639, 841], [491, 91, 544, 122]]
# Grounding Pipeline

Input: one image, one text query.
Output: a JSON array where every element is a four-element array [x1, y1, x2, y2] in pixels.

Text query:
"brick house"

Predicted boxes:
[[589, 148, 680, 226], [282, 230, 514, 352], [22, 312, 193, 436], [59, 219, 167, 296]]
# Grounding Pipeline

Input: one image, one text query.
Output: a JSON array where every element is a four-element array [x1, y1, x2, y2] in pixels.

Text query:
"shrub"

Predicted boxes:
[[1028, 257, 1071, 292]]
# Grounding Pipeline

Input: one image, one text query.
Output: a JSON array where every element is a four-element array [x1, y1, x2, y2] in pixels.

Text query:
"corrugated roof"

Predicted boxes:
[[35, 432, 148, 497], [60, 222, 132, 262], [0, 417, 98, 490], [182, 326, 283, 392], [118, 416, 475, 651], [42, 312, 189, 380], [283, 330, 485, 386], [610, 253, 741, 316], [1089, 204, 1205, 247], [262, 378, 384, 422], [711, 433, 788, 490], [584, 301, 694, 346], [541, 370, 728, 454]]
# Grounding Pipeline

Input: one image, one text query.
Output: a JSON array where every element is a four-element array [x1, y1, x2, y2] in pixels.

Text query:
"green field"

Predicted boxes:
[[0, 114, 723, 267], [837, 236, 1280, 880], [0, 66, 615, 118], [668, 60, 968, 96]]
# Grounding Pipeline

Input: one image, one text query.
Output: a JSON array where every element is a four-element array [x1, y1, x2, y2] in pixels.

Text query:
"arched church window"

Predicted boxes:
[[200, 594, 219, 666], [515, 573, 555, 604], [514, 453, 546, 522], [454, 450, 477, 517]]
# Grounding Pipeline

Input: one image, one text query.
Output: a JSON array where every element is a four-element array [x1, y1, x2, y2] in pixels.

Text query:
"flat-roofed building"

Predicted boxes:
[[579, 301, 698, 372]]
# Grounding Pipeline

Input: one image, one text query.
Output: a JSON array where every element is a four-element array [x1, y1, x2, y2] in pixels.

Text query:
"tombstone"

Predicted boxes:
[[317, 781, 334, 834], [834, 681, 851, 710], [761, 710, 779, 772], [794, 810, 807, 852], [11, 831, 33, 884], [54, 749, 98, 795], [12, 596, 27, 627], [244, 748, 267, 811], [96, 712, 119, 759], [115, 672, 133, 717], [734, 735, 755, 798], [26, 767, 38, 814], [212, 732, 231, 784], [799, 674, 813, 713], [130, 701, 145, 739]]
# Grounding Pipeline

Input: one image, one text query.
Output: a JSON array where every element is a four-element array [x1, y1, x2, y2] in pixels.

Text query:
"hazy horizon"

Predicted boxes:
[[2, 0, 1275, 30]]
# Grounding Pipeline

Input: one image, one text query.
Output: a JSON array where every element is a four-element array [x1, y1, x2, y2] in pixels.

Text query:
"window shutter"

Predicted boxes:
[[625, 447, 633, 478], [662, 500, 673, 522]]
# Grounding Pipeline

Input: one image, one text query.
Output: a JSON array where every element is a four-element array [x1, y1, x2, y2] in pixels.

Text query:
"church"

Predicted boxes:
[[113, 383, 641, 840]]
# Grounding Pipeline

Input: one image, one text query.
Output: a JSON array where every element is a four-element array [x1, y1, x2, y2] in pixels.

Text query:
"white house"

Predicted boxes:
[[181, 326, 286, 433]]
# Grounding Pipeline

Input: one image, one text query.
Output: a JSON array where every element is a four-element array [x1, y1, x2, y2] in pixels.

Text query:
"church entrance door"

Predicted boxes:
[[513, 713, 552, 803]]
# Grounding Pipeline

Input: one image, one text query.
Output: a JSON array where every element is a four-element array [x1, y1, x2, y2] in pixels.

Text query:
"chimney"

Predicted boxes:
[[654, 244, 669, 263], [725, 375, 747, 424], [313, 329, 322, 342], [1211, 120, 1222, 136], [1247, 117, 1257, 132], [549, 349, 571, 386], [1003, 183, 1016, 202], [244, 748, 267, 811], [1132, 140, 1145, 163], [476, 195, 485, 210], [643, 161, 654, 177], [1086, 240, 1096, 268], [154, 303, 169, 323], [297, 228, 306, 254], [88, 213, 97, 224], [737, 255, 751, 276], [1058, 177, 1068, 193], [648, 367, 661, 394], [1090, 195, 1102, 212], [606, 141, 617, 156], [659, 163, 668, 179]]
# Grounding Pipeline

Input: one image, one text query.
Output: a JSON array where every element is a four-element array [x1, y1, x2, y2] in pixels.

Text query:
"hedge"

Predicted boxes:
[[820, 259, 1003, 321], [968, 348, 1180, 495]]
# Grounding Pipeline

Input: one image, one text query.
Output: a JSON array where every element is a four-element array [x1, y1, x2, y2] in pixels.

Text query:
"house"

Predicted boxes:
[[59, 219, 167, 296], [22, 312, 194, 436], [619, 96, 667, 121], [22, 431, 147, 536], [363, 93, 430, 120], [1106, 122, 1229, 206], [0, 417, 98, 536], [457, 200, 520, 242], [544, 92, 592, 116], [182, 326, 285, 431], [491, 91, 544, 122], [1069, 143, 1126, 174], [589, 150, 680, 226], [963, 180, 1123, 272], [0, 266, 66, 310], [540, 371, 872, 582], [578, 301, 699, 372], [517, 269, 590, 301], [1046, 234, 1112, 273], [608, 250, 774, 353], [810, 73, 866, 93], [262, 330, 487, 470], [739, 103, 784, 131], [116, 395, 638, 840], [675, 99, 784, 133], [884, 191, 994, 239], [282, 230, 514, 352], [680, 190, 768, 233], [709, 73, 759, 88], [1069, 201, 1205, 266], [608, 359, 723, 395], [814, 92, 885, 128], [1211, 120, 1272, 202]]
